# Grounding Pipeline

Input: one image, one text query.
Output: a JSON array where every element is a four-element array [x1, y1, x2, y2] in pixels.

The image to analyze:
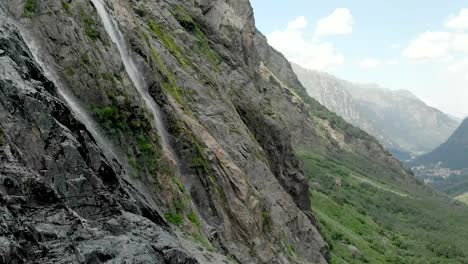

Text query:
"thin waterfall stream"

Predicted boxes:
[[20, 32, 119, 163], [90, 0, 180, 170], [19, 19, 174, 210]]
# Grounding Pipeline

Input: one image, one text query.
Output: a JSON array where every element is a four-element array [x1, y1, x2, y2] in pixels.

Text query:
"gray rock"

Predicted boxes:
[[0, 0, 333, 263]]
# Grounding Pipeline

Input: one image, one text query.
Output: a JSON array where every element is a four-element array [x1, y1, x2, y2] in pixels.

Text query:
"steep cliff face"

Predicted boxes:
[[253, 32, 409, 183], [0, 11, 221, 263], [1, 0, 330, 263], [0, 0, 423, 263]]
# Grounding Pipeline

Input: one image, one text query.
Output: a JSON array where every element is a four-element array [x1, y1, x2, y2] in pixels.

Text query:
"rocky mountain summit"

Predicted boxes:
[[292, 63, 459, 158], [0, 0, 417, 263]]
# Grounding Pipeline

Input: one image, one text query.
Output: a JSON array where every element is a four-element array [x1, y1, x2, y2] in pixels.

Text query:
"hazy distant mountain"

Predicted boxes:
[[412, 118, 468, 169], [410, 118, 468, 198], [292, 63, 459, 157]]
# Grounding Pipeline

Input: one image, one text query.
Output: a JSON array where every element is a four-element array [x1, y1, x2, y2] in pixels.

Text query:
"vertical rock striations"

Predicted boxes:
[[1, 0, 330, 263]]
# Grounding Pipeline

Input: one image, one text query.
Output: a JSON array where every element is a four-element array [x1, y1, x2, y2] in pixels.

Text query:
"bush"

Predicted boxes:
[[80, 9, 99, 40], [262, 211, 272, 233], [165, 212, 183, 226], [23, 0, 37, 18], [187, 210, 201, 228], [61, 1, 71, 14]]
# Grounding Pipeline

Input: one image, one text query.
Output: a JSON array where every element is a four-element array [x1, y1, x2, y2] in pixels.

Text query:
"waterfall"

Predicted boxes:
[[90, 0, 178, 166], [20, 33, 119, 162]]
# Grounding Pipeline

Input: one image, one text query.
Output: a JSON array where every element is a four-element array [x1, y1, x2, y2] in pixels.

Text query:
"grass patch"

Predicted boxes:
[[136, 135, 159, 173], [165, 212, 183, 226], [80, 9, 99, 41], [187, 210, 201, 228], [193, 26, 221, 68], [23, 0, 37, 18], [61, 1, 71, 14], [262, 210, 272, 233], [141, 31, 185, 106], [172, 5, 195, 31], [173, 177, 186, 193], [148, 19, 191, 69], [172, 5, 221, 70], [285, 242, 296, 257]]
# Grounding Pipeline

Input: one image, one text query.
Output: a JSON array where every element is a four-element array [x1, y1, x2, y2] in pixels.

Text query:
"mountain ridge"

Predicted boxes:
[[292, 63, 459, 157], [1, 0, 468, 263]]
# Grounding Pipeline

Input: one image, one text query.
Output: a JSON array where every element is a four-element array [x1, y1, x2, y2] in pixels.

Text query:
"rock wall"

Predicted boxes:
[[1, 0, 330, 263]]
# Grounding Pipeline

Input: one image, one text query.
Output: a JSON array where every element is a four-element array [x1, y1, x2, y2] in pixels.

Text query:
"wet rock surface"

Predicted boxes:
[[0, 9, 229, 263]]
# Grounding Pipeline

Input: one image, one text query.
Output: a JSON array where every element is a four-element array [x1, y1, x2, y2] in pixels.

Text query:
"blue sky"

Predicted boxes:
[[251, 0, 468, 118]]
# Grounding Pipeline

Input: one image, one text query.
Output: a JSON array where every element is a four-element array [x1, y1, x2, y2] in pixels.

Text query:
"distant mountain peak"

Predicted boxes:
[[394, 89, 417, 99], [292, 63, 460, 156]]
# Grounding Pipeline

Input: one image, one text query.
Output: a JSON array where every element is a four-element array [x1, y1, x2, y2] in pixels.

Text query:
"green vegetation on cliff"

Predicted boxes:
[[23, 0, 37, 18]]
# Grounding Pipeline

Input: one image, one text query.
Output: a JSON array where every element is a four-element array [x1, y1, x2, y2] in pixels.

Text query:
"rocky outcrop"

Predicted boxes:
[[0, 0, 423, 263], [0, 11, 225, 263], [235, 102, 310, 211], [253, 31, 409, 182], [1, 0, 329, 263]]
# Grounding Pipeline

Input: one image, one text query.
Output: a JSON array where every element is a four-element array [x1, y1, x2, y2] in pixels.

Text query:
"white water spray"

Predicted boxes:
[[21, 33, 119, 162], [90, 0, 178, 165]]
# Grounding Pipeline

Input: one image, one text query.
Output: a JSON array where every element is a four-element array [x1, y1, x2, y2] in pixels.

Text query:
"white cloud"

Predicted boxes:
[[403, 31, 452, 60], [434, 65, 468, 117], [357, 58, 398, 69], [315, 8, 353, 36], [445, 8, 468, 30], [447, 58, 468, 73], [358, 58, 381, 68], [267, 16, 344, 71], [288, 16, 307, 30], [452, 33, 468, 53]]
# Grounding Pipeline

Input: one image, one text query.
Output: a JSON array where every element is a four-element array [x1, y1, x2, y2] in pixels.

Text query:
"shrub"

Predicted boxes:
[[165, 212, 183, 226], [80, 9, 99, 40], [187, 210, 201, 228], [262, 211, 272, 233], [23, 0, 37, 18], [62, 1, 71, 14]]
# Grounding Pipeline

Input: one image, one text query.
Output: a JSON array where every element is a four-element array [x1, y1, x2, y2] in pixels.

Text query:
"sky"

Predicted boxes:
[[250, 0, 468, 118]]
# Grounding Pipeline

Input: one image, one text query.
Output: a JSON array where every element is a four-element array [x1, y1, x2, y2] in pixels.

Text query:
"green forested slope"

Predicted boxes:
[[300, 151, 468, 264]]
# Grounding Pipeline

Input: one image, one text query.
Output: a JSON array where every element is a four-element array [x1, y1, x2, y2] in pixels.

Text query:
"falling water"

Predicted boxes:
[[21, 32, 119, 162], [90, 0, 178, 165]]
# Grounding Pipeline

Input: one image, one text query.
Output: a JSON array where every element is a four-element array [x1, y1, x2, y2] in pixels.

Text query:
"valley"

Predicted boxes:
[[292, 63, 459, 158], [0, 0, 467, 263]]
